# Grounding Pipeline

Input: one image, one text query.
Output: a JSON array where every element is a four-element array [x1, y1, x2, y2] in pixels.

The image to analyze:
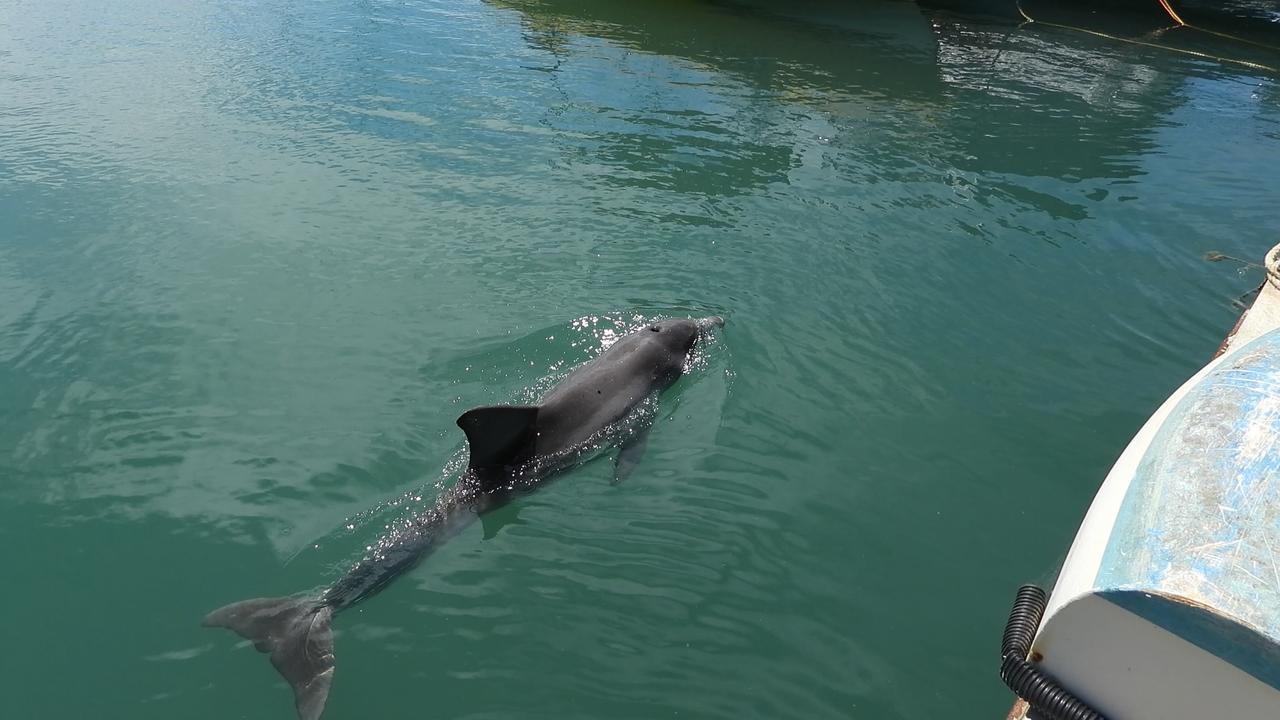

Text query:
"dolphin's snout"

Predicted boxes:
[[698, 315, 725, 329]]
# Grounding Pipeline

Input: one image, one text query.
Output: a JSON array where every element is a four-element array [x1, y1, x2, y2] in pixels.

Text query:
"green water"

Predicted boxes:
[[2, 0, 1277, 716]]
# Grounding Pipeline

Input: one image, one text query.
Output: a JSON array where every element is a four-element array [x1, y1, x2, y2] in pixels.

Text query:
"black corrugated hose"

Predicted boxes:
[[1000, 585, 1108, 720]]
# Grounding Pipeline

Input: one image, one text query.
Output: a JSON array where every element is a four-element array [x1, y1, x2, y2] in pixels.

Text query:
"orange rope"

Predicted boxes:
[[1156, 0, 1186, 27], [1156, 0, 1280, 53]]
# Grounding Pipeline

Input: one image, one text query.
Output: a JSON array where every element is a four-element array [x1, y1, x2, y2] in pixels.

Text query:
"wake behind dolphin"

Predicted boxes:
[[203, 315, 725, 720]]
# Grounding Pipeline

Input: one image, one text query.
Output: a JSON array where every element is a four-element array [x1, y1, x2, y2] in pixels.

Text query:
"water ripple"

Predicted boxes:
[[1, 0, 1278, 718]]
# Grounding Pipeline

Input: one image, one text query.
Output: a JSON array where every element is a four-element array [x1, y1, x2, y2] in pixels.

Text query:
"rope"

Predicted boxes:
[[1189, 25, 1280, 54], [1204, 251, 1263, 269], [1203, 251, 1278, 311], [1156, 0, 1280, 53], [1015, 2, 1279, 74], [1156, 0, 1186, 26]]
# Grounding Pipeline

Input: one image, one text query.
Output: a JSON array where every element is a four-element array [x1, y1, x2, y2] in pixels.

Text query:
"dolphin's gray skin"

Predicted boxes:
[[203, 316, 724, 720]]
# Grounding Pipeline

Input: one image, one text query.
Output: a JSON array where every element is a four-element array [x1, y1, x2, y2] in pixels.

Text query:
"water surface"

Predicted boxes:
[[1, 0, 1277, 717]]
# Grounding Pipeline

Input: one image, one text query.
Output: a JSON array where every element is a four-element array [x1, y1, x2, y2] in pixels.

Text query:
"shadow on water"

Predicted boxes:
[[489, 0, 1274, 185], [493, 0, 946, 100]]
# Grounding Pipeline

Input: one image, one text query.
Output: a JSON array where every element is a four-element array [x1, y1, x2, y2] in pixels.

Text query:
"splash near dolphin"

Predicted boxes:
[[203, 316, 725, 720]]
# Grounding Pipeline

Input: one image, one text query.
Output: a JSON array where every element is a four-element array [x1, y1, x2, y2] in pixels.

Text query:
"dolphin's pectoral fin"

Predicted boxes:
[[457, 405, 539, 471], [613, 424, 652, 485], [479, 501, 523, 540]]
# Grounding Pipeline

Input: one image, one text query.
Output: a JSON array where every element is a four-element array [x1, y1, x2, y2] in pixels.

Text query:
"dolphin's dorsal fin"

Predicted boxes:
[[456, 405, 539, 469]]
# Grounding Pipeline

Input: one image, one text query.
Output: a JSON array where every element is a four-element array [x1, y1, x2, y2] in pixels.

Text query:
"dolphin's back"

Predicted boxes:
[[536, 334, 681, 453]]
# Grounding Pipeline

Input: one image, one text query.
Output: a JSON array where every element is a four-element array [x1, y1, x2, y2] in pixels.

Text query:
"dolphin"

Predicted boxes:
[[203, 315, 725, 720]]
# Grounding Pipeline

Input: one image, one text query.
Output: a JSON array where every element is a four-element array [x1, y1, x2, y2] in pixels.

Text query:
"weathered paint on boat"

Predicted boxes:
[[1009, 245, 1280, 719]]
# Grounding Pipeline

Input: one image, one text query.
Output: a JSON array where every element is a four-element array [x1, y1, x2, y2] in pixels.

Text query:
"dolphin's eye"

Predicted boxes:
[[649, 325, 660, 332]]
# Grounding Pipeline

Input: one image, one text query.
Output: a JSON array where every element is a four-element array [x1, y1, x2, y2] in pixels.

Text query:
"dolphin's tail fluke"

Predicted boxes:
[[203, 597, 336, 720]]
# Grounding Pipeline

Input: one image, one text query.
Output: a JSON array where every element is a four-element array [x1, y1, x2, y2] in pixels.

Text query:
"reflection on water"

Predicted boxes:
[[0, 0, 1277, 718]]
